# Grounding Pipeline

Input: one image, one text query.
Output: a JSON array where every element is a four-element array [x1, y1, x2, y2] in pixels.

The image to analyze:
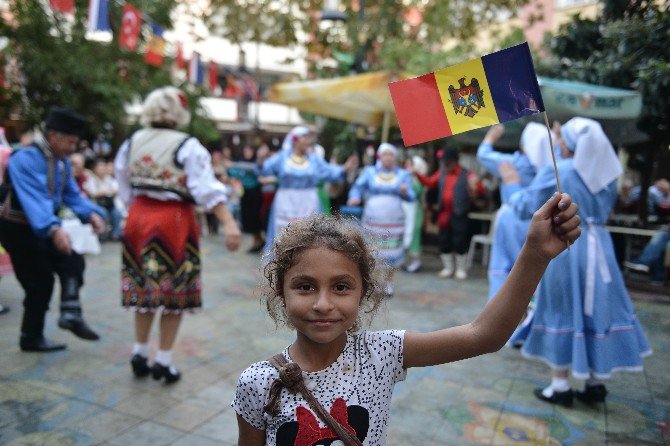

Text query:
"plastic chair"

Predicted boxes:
[[466, 211, 498, 270]]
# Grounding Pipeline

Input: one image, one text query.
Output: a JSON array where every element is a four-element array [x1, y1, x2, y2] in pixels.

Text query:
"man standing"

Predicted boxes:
[[416, 148, 480, 280], [0, 107, 106, 352]]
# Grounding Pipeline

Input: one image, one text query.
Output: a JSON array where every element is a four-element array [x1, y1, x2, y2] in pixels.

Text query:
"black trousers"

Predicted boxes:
[[438, 215, 471, 255], [0, 220, 85, 338]]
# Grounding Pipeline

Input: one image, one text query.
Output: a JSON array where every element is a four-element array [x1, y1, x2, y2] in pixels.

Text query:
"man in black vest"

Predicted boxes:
[[0, 107, 106, 352], [416, 148, 473, 280]]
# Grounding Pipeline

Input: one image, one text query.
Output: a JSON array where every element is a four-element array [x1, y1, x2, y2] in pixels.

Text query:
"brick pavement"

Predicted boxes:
[[0, 235, 668, 445]]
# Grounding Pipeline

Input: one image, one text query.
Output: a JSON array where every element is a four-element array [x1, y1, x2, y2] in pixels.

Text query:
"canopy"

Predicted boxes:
[[269, 71, 647, 146], [268, 71, 413, 127], [538, 77, 642, 120]]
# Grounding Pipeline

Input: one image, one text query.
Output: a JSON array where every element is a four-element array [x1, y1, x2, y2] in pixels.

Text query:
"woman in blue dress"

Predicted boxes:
[[477, 122, 553, 300], [261, 127, 357, 254], [347, 143, 415, 296], [505, 117, 651, 407]]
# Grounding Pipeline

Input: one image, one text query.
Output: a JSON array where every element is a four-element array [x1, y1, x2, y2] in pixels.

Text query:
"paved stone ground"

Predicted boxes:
[[0, 235, 668, 445]]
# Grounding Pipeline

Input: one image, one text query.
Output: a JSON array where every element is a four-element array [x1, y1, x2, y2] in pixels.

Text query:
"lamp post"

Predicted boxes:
[[320, 0, 390, 142], [320, 0, 367, 74]]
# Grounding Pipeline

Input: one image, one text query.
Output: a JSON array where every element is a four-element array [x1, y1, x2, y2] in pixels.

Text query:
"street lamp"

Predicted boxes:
[[320, 0, 367, 73], [320, 0, 347, 22]]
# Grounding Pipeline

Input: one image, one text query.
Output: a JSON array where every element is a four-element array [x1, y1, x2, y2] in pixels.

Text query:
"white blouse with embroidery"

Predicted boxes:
[[114, 136, 228, 210]]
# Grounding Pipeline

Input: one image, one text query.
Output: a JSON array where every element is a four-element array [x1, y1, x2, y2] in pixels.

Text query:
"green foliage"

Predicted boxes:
[[539, 0, 670, 148], [206, 0, 528, 75], [0, 0, 217, 145]]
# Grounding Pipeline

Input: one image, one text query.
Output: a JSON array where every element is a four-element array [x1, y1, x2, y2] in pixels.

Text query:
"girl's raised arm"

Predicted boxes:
[[237, 414, 266, 446], [403, 193, 581, 368]]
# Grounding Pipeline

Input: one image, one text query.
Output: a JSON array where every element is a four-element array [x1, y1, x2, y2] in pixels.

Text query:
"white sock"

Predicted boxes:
[[542, 376, 570, 397], [586, 377, 603, 387], [132, 343, 149, 357], [155, 349, 172, 366]]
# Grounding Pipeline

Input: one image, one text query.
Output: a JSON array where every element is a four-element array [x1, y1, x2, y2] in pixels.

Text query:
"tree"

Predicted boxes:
[[538, 0, 670, 219], [205, 0, 528, 76], [0, 0, 219, 145]]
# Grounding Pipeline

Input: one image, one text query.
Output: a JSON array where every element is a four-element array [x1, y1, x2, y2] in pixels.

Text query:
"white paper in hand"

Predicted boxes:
[[61, 219, 101, 255]]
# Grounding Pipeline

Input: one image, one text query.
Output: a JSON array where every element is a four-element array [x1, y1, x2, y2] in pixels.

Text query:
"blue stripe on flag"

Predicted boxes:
[[87, 0, 111, 32], [481, 42, 545, 123]]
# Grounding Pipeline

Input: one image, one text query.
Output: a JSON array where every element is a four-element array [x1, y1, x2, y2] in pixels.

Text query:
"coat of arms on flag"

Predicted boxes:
[[448, 77, 485, 118]]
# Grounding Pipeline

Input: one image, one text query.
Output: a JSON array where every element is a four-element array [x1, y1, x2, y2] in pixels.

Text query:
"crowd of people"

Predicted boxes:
[[0, 85, 665, 444]]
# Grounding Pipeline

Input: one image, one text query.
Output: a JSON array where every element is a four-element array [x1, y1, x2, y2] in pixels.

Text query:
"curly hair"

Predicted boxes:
[[140, 86, 191, 129], [262, 214, 385, 332]]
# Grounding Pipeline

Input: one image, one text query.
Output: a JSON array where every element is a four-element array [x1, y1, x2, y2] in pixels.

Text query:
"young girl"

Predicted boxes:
[[233, 193, 580, 445]]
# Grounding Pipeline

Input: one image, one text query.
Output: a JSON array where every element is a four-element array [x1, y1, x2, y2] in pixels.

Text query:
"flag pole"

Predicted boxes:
[[542, 111, 570, 249], [542, 111, 562, 194]]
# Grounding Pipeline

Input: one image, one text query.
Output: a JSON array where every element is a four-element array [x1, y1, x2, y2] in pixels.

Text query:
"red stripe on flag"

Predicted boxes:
[[388, 73, 452, 147]]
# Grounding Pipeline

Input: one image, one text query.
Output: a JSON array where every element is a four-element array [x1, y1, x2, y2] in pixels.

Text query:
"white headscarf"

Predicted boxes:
[[520, 122, 554, 171], [412, 155, 428, 176], [375, 143, 397, 169], [281, 126, 311, 152], [312, 144, 325, 159], [562, 117, 622, 194]]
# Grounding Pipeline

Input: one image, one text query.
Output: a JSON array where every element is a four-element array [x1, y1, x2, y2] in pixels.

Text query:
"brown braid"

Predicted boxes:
[[263, 354, 363, 446]]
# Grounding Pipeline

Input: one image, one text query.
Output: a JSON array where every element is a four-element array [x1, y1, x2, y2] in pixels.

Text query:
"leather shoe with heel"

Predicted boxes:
[[533, 387, 573, 407], [58, 313, 100, 341], [151, 363, 181, 384], [130, 354, 151, 378], [20, 336, 67, 352], [575, 384, 608, 404]]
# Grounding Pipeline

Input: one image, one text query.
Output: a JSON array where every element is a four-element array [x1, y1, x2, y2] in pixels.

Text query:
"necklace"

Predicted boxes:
[[375, 171, 396, 185]]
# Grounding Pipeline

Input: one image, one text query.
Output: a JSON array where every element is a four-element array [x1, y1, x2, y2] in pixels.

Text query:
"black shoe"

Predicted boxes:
[[130, 354, 151, 378], [533, 387, 573, 407], [151, 363, 181, 384], [575, 384, 608, 404], [0, 304, 9, 314], [58, 313, 100, 341], [20, 335, 67, 352]]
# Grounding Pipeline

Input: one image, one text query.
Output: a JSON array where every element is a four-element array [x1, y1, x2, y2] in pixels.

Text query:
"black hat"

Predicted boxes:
[[45, 106, 87, 136], [441, 147, 459, 162]]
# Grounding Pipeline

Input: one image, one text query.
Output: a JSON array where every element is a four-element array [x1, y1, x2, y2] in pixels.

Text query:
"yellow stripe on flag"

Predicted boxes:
[[434, 58, 500, 135]]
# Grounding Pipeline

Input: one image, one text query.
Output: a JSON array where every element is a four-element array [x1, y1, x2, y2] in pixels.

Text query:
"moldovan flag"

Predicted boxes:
[[119, 3, 142, 51], [389, 42, 545, 147], [145, 24, 165, 67], [87, 0, 110, 32]]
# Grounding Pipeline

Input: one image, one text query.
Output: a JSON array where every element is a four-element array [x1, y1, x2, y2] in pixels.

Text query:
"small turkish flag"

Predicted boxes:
[[175, 42, 185, 69], [119, 3, 142, 51], [50, 0, 74, 13]]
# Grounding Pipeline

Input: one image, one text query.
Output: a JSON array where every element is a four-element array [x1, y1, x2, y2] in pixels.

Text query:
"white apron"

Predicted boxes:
[[272, 188, 320, 237], [362, 195, 406, 267]]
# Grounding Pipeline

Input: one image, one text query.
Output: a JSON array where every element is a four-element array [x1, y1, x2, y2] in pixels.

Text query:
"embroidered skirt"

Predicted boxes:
[[362, 194, 406, 268], [121, 196, 201, 313]]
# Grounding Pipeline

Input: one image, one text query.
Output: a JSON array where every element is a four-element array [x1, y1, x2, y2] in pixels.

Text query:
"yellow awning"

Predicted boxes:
[[269, 71, 413, 127]]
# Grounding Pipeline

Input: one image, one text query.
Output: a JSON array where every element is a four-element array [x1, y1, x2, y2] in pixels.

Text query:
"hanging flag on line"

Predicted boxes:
[[119, 2, 142, 51], [175, 42, 185, 69], [50, 0, 74, 14], [145, 24, 165, 67], [189, 52, 204, 85], [208, 61, 219, 92], [389, 42, 545, 147], [87, 0, 110, 32]]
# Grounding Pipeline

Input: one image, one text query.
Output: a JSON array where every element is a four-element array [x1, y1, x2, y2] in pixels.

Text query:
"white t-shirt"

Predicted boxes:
[[232, 330, 406, 446]]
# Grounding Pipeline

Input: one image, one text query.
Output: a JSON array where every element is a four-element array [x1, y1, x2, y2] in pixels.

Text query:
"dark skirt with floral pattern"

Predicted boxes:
[[121, 196, 201, 313]]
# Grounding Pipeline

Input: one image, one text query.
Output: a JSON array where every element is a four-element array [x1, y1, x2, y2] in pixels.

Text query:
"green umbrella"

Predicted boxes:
[[449, 76, 647, 148]]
